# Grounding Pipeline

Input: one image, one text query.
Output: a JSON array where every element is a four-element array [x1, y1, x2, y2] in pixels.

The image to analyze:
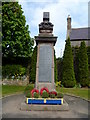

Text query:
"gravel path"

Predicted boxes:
[[1, 94, 89, 118]]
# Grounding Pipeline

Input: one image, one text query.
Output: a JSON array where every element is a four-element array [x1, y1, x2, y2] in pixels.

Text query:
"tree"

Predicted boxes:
[[56, 57, 63, 82], [72, 46, 79, 82], [78, 41, 89, 87], [62, 37, 76, 87], [2, 2, 34, 57], [30, 46, 37, 83]]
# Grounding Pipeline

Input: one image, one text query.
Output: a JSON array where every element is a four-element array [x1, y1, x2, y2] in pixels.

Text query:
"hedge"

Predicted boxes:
[[2, 64, 26, 79]]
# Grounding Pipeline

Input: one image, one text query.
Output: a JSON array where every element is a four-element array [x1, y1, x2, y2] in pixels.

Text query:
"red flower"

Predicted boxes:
[[40, 87, 49, 95], [49, 91, 57, 96], [31, 88, 39, 97]]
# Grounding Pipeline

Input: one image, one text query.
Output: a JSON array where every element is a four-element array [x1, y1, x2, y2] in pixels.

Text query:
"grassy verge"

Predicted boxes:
[[56, 87, 89, 100], [2, 84, 34, 97], [2, 85, 26, 97]]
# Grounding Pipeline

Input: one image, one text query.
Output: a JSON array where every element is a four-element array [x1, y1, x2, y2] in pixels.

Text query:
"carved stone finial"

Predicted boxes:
[[43, 12, 49, 21], [39, 12, 53, 34]]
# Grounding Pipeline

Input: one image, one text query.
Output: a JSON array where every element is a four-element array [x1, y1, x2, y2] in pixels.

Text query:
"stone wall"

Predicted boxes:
[[71, 40, 89, 47], [2, 76, 29, 86]]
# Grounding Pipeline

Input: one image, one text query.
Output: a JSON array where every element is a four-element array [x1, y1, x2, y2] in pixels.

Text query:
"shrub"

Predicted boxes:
[[56, 81, 61, 87], [75, 83, 81, 88], [63, 80, 76, 88], [24, 84, 34, 95], [57, 93, 63, 98], [62, 37, 76, 87], [2, 65, 26, 79], [49, 93, 55, 98], [33, 92, 39, 98], [30, 46, 37, 83], [78, 41, 89, 87], [42, 91, 49, 98], [26, 92, 31, 98]]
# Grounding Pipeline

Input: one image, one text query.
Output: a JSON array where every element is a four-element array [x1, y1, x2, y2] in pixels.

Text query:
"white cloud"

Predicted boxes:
[[19, 0, 89, 58]]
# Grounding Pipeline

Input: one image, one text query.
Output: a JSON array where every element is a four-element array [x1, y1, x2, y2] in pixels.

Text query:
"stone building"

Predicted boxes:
[[66, 15, 90, 47]]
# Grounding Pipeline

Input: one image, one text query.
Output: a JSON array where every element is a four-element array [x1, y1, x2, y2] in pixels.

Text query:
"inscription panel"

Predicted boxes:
[[38, 44, 52, 82]]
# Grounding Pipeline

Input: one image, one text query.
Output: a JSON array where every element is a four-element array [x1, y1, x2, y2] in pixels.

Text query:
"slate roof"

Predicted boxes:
[[69, 27, 90, 40]]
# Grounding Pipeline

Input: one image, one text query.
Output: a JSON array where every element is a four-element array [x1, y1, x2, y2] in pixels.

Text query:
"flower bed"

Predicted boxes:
[[27, 87, 63, 99], [26, 87, 63, 105]]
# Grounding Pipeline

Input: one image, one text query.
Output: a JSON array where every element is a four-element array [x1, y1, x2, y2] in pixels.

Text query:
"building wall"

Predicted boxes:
[[71, 40, 90, 47]]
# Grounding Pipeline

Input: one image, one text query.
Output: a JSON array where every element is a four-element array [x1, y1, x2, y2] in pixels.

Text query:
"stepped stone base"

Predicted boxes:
[[20, 99, 69, 111]]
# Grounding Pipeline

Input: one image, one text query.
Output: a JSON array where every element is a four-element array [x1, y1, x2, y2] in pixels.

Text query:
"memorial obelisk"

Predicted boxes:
[[35, 12, 57, 91]]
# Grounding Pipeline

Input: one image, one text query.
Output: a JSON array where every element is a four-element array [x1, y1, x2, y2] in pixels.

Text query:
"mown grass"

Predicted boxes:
[[2, 85, 26, 97], [56, 87, 89, 100], [2, 84, 34, 97]]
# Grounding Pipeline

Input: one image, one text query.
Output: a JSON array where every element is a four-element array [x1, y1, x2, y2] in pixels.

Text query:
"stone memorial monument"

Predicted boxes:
[[21, 12, 69, 111], [35, 12, 57, 91]]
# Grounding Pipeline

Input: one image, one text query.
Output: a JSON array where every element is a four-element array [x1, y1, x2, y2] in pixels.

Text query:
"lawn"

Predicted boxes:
[[1, 85, 89, 101], [2, 85, 26, 97], [2, 84, 34, 97], [56, 87, 89, 100]]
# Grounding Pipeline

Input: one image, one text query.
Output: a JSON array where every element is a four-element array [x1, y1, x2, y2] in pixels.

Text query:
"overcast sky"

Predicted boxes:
[[19, 0, 89, 58]]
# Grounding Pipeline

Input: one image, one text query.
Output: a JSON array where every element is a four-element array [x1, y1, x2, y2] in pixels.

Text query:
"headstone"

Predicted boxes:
[[35, 12, 57, 91]]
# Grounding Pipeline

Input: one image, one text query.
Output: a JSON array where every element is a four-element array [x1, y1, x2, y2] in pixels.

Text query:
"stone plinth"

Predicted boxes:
[[20, 99, 69, 111]]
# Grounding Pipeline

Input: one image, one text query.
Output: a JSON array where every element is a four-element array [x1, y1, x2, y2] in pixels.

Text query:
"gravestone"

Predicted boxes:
[[35, 12, 57, 91]]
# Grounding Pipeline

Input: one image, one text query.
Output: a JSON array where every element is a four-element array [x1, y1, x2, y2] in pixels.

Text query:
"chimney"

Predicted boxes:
[[66, 15, 71, 39]]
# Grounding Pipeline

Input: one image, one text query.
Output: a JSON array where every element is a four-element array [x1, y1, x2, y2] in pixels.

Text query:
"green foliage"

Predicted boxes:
[[2, 85, 26, 97], [74, 83, 81, 88], [78, 41, 89, 87], [56, 58, 63, 82], [2, 2, 34, 57], [24, 84, 34, 95], [33, 92, 39, 98], [56, 81, 61, 87], [87, 46, 90, 67], [2, 65, 26, 79], [72, 46, 79, 82], [26, 92, 31, 98], [57, 92, 63, 98], [54, 50, 58, 82], [87, 47, 90, 80], [62, 37, 76, 87], [72, 46, 90, 85], [42, 91, 49, 98], [30, 46, 37, 83], [49, 93, 56, 98]]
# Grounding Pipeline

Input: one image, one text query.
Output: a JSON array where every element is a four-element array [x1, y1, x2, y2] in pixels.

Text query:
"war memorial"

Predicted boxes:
[[21, 12, 69, 111], [35, 12, 57, 91]]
